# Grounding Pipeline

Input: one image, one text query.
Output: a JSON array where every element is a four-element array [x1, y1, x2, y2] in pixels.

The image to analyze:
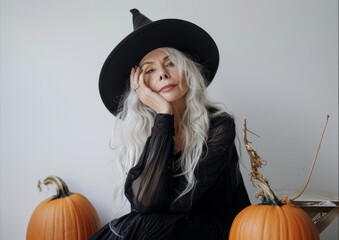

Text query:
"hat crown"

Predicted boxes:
[[130, 9, 152, 30]]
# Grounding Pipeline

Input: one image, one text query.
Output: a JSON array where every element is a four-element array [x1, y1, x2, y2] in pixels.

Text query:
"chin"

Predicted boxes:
[[162, 94, 186, 103], [163, 97, 177, 103]]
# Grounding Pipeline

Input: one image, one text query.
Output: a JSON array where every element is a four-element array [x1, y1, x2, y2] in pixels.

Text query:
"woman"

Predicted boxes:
[[91, 9, 250, 240]]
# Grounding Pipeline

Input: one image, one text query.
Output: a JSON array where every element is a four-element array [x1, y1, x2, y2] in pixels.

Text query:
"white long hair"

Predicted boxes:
[[110, 47, 232, 202]]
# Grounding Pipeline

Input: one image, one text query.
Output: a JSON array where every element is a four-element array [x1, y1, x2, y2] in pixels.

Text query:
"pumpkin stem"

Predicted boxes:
[[43, 176, 73, 199], [290, 115, 329, 201], [253, 177, 281, 206], [243, 119, 282, 206]]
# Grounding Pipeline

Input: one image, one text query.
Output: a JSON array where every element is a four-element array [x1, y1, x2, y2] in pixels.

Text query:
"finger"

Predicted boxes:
[[136, 71, 147, 99], [131, 67, 139, 84], [130, 67, 135, 89], [134, 67, 142, 88], [130, 66, 141, 92], [138, 69, 148, 90]]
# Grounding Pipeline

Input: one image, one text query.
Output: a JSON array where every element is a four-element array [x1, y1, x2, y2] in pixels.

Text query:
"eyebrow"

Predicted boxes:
[[140, 55, 170, 68]]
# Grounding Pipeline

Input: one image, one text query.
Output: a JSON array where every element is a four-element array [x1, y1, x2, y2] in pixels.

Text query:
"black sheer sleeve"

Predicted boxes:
[[124, 114, 175, 214]]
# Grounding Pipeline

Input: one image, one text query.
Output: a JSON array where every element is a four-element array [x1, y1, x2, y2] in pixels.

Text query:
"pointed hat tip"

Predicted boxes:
[[130, 8, 140, 15]]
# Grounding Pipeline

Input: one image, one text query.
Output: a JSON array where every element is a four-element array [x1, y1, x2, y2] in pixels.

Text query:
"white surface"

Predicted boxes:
[[1, 0, 338, 239]]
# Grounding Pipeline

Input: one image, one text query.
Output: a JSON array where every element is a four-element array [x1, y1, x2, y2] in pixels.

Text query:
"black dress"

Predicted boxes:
[[90, 111, 251, 240]]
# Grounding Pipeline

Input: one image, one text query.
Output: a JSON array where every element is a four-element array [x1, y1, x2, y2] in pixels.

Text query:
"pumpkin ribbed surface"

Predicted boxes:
[[27, 193, 101, 240], [27, 176, 101, 240], [229, 203, 319, 240]]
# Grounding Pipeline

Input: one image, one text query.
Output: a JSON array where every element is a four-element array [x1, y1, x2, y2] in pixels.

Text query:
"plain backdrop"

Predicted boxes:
[[1, 0, 338, 239]]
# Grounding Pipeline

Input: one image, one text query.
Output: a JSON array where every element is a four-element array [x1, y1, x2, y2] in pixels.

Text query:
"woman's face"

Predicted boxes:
[[139, 48, 189, 103]]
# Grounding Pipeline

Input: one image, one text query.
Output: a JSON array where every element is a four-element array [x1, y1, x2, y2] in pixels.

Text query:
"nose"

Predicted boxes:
[[159, 67, 169, 80]]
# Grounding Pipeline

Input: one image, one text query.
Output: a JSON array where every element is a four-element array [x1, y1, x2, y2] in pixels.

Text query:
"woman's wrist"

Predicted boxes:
[[156, 104, 173, 114], [157, 107, 173, 115]]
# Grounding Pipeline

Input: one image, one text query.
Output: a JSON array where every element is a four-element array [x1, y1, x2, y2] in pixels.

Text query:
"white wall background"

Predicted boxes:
[[1, 0, 337, 239]]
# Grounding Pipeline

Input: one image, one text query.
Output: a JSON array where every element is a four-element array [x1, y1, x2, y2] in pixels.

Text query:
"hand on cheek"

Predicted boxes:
[[130, 67, 172, 114]]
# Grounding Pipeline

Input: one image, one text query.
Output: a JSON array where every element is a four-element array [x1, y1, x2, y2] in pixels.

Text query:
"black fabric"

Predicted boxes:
[[90, 111, 250, 240], [130, 9, 152, 31]]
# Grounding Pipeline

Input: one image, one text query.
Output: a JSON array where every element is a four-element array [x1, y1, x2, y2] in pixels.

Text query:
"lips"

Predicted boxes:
[[159, 84, 176, 92]]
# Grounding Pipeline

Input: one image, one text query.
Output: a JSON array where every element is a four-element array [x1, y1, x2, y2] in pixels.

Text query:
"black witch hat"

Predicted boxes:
[[99, 9, 219, 115]]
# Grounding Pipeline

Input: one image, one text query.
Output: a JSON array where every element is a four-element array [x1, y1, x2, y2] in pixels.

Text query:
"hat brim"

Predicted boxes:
[[99, 19, 219, 115]]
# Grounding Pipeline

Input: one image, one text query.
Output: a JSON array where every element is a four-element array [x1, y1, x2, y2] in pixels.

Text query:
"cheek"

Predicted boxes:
[[144, 76, 157, 91], [181, 84, 189, 97], [180, 74, 189, 91], [182, 84, 189, 94]]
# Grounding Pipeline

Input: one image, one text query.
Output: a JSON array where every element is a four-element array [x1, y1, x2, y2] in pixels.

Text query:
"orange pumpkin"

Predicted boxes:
[[229, 119, 321, 240], [229, 202, 319, 239], [27, 176, 101, 240]]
